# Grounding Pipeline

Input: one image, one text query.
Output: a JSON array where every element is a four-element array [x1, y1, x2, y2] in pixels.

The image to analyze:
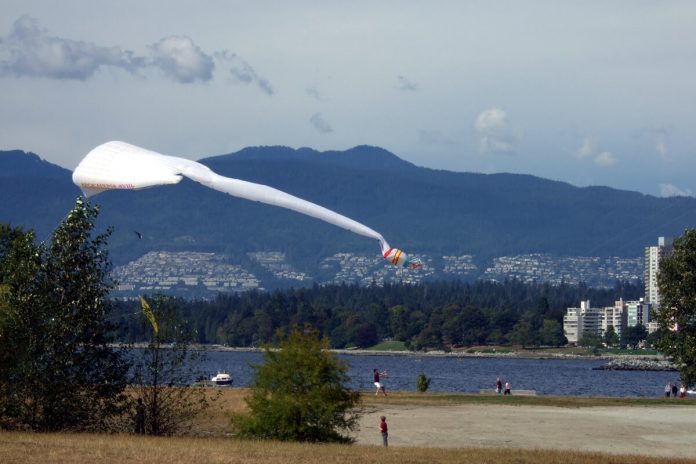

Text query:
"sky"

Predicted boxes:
[[1, 1, 695, 197]]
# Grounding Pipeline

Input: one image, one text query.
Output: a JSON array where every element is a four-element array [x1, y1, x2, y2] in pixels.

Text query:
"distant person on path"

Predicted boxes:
[[672, 382, 679, 397], [496, 377, 503, 394], [379, 415, 388, 447], [374, 368, 388, 396], [680, 384, 686, 398], [665, 382, 672, 398], [504, 381, 511, 395], [135, 398, 145, 434]]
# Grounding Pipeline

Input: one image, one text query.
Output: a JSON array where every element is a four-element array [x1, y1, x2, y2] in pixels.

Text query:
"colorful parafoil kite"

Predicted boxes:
[[72, 141, 421, 269]]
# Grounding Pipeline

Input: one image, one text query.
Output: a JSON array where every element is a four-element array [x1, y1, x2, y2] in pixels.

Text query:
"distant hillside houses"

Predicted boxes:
[[112, 251, 261, 298], [483, 254, 642, 287], [111, 249, 644, 298]]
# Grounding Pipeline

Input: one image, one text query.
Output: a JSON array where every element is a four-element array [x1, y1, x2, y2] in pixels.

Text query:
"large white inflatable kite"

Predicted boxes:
[[73, 141, 421, 269]]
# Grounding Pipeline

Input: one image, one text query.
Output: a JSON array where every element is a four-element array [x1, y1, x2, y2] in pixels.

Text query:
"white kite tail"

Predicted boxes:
[[72, 141, 419, 268], [185, 167, 388, 247]]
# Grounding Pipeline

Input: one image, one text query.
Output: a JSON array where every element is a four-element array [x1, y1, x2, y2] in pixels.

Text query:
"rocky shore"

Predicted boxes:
[[592, 358, 677, 371]]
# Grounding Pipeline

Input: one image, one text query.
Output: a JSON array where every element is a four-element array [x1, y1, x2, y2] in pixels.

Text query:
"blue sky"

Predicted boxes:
[[1, 1, 695, 197]]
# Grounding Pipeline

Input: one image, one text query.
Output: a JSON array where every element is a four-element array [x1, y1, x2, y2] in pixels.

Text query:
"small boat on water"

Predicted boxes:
[[210, 371, 233, 386]]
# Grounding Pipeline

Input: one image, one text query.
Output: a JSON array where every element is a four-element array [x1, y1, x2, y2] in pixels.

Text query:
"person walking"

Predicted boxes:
[[504, 381, 511, 395], [672, 382, 679, 397], [373, 368, 388, 396], [135, 398, 145, 434], [379, 415, 389, 447], [665, 382, 672, 398], [496, 377, 503, 394]]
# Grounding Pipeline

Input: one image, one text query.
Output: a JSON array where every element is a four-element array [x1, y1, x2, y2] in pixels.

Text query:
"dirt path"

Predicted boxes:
[[355, 403, 696, 458]]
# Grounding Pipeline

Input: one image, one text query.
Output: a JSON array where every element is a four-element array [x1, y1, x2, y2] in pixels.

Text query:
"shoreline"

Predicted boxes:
[[123, 343, 675, 370]]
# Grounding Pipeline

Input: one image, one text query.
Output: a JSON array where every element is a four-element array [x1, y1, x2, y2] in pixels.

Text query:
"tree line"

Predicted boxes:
[[113, 279, 642, 350]]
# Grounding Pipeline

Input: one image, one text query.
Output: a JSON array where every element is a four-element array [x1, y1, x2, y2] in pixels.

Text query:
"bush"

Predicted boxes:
[[232, 325, 361, 442], [416, 373, 431, 393]]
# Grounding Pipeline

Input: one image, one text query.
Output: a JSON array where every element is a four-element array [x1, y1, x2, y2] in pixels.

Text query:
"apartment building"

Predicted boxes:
[[644, 236, 673, 309]]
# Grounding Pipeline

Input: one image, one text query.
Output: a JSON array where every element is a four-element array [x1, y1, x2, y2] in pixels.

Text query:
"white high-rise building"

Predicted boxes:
[[644, 236, 673, 309], [603, 300, 627, 340], [626, 298, 651, 327], [563, 300, 603, 344]]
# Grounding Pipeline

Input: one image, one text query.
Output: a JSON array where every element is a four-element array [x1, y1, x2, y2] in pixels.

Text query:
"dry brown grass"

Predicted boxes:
[[3, 389, 695, 463], [2, 430, 695, 464]]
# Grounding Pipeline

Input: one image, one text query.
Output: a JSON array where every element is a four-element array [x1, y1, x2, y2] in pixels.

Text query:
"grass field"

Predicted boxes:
[[2, 389, 695, 464], [3, 430, 695, 464]]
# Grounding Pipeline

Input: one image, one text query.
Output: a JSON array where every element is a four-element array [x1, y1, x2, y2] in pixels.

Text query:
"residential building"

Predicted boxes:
[[644, 236, 673, 309], [602, 300, 627, 340], [625, 298, 651, 328], [563, 300, 603, 344]]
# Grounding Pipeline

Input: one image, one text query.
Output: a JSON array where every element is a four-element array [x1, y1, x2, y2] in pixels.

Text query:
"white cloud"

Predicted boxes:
[[574, 136, 617, 168], [474, 107, 518, 153], [660, 183, 693, 198], [216, 51, 273, 95], [397, 75, 418, 91], [593, 151, 617, 167], [150, 36, 214, 83], [310, 113, 333, 134], [0, 16, 272, 90], [306, 87, 322, 100], [575, 137, 594, 160], [0, 15, 138, 79]]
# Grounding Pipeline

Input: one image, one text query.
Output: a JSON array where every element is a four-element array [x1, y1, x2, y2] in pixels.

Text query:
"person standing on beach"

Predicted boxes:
[[496, 377, 503, 394], [374, 368, 388, 396], [504, 381, 511, 395], [672, 382, 679, 397], [665, 382, 672, 398], [379, 415, 388, 447]]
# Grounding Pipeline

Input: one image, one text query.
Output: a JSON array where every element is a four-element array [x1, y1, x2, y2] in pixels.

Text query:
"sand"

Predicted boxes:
[[355, 403, 696, 458]]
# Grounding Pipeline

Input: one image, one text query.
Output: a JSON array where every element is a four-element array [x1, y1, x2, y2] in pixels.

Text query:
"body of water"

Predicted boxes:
[[199, 351, 677, 397]]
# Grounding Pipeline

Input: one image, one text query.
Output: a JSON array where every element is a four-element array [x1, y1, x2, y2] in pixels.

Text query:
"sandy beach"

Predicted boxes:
[[355, 402, 696, 459]]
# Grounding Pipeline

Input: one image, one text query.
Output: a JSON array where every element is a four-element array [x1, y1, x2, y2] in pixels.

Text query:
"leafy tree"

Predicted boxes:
[[132, 295, 216, 436], [656, 228, 696, 387], [509, 319, 537, 348], [579, 331, 603, 351], [233, 325, 360, 442], [603, 325, 619, 347], [0, 199, 129, 431], [621, 324, 647, 350], [539, 319, 567, 347], [416, 373, 431, 393]]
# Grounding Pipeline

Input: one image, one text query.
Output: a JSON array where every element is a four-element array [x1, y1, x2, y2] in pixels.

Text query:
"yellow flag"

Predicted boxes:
[[139, 296, 158, 334]]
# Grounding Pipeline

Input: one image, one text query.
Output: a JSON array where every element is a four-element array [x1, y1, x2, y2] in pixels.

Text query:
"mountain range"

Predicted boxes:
[[2, 145, 695, 275]]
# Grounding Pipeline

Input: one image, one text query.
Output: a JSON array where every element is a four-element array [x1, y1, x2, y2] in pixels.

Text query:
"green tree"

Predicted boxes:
[[603, 325, 619, 347], [621, 324, 647, 350], [0, 199, 129, 431], [233, 325, 360, 442], [539, 319, 567, 347], [656, 229, 696, 387], [416, 373, 431, 393], [509, 319, 538, 348], [579, 331, 603, 351], [131, 295, 216, 436]]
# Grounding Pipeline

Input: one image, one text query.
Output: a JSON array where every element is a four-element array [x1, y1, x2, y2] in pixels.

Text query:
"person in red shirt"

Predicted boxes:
[[373, 368, 388, 396], [379, 415, 388, 447]]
